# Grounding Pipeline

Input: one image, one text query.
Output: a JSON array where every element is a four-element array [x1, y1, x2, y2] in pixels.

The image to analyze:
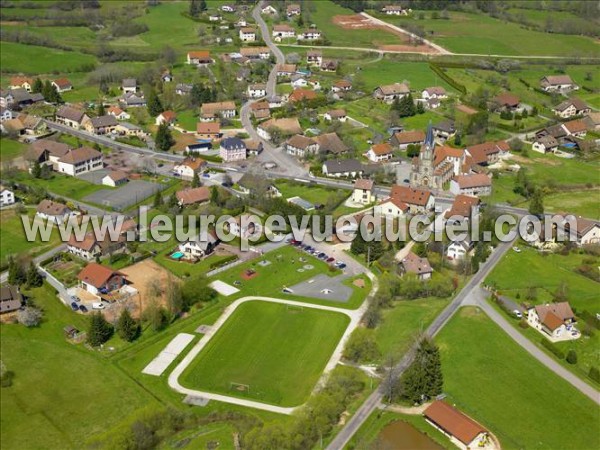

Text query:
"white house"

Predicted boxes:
[[273, 24, 295, 39], [552, 98, 591, 119], [527, 302, 579, 341], [422, 86, 447, 100], [324, 109, 347, 122], [52, 78, 73, 93], [247, 83, 267, 98], [173, 157, 207, 180], [107, 106, 130, 120], [352, 179, 374, 205], [291, 75, 308, 88], [374, 197, 408, 218], [366, 143, 393, 163], [446, 237, 473, 261], [225, 214, 262, 239], [56, 106, 88, 130], [540, 75, 579, 92], [381, 5, 409, 15], [187, 51, 212, 66], [178, 232, 218, 261], [220, 137, 247, 162], [102, 171, 128, 187], [0, 186, 15, 207], [36, 199, 71, 224], [400, 252, 433, 280], [121, 78, 137, 94], [322, 159, 363, 178], [239, 27, 256, 42], [77, 263, 127, 295], [285, 134, 318, 158], [298, 29, 322, 40], [155, 111, 176, 126], [261, 4, 277, 14], [450, 174, 492, 197], [532, 135, 559, 154], [373, 83, 410, 103], [57, 147, 103, 177]]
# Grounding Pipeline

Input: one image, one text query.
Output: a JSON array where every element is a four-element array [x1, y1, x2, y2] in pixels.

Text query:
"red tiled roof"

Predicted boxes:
[[371, 143, 393, 155], [453, 173, 492, 189], [424, 401, 487, 446], [78, 263, 124, 289], [176, 187, 210, 205], [390, 185, 431, 207]]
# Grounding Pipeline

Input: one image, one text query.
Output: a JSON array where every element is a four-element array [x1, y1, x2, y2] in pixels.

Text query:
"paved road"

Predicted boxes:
[[326, 238, 516, 450], [0, 243, 67, 284]]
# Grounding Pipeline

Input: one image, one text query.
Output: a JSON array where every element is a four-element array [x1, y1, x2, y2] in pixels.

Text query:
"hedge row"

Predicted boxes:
[[540, 337, 565, 359], [429, 63, 467, 95], [209, 254, 238, 270]]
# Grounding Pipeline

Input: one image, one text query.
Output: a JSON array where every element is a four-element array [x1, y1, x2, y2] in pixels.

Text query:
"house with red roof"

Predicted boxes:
[[78, 263, 127, 295], [155, 110, 176, 126], [424, 401, 491, 450], [450, 173, 492, 196], [527, 302, 579, 341], [52, 78, 73, 93]]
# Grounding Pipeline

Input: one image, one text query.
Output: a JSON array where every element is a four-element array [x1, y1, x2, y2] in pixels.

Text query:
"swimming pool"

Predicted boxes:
[[171, 251, 185, 259]]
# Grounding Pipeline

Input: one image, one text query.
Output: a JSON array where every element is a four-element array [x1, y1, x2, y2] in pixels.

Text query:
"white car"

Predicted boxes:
[[513, 310, 522, 319], [512, 246, 521, 253], [92, 302, 106, 310]]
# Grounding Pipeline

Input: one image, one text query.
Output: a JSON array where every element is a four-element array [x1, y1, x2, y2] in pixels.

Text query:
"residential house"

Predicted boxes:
[[120, 92, 146, 108], [225, 214, 262, 239], [196, 122, 221, 140], [315, 132, 348, 155], [115, 122, 146, 137], [173, 157, 207, 180], [0, 106, 13, 122], [381, 5, 409, 15], [324, 109, 347, 122], [244, 139, 264, 156], [287, 3, 301, 16], [424, 401, 491, 450], [425, 97, 441, 109], [290, 74, 309, 88], [445, 194, 480, 224], [422, 86, 447, 100], [239, 46, 271, 60], [121, 78, 137, 94], [50, 78, 73, 93], [0, 185, 15, 207], [102, 171, 128, 187], [239, 27, 256, 42], [374, 195, 408, 218], [84, 115, 118, 135], [352, 179, 374, 205], [552, 98, 591, 119], [57, 147, 103, 176], [261, 4, 277, 14], [175, 83, 193, 95], [29, 139, 70, 168], [383, 185, 434, 215], [289, 89, 317, 104], [391, 130, 425, 150], [78, 263, 127, 295], [322, 159, 363, 178], [466, 140, 510, 166], [161, 71, 173, 83], [67, 231, 124, 261], [493, 92, 520, 111], [432, 120, 455, 140], [332, 79, 352, 93], [562, 119, 588, 138], [9, 76, 33, 92], [56, 105, 88, 129], [273, 24, 295, 39], [237, 173, 280, 197], [373, 83, 410, 103], [285, 134, 318, 158], [276, 63, 297, 77], [446, 237, 473, 261], [208, 14, 221, 21], [7, 114, 46, 136], [583, 111, 600, 131], [107, 106, 130, 120], [564, 216, 600, 246], [247, 83, 267, 98], [1, 88, 43, 108], [257, 117, 302, 141], [320, 59, 339, 72], [176, 186, 211, 207], [309, 79, 321, 90], [450, 173, 492, 196], [267, 95, 284, 109], [221, 4, 235, 12], [540, 75, 578, 92], [36, 199, 71, 224], [366, 143, 393, 163], [0, 285, 23, 315], [187, 51, 212, 66], [307, 50, 322, 66], [178, 231, 219, 260], [400, 252, 433, 280], [527, 302, 579, 341], [250, 101, 270, 120], [155, 110, 176, 126], [298, 29, 321, 40], [220, 137, 247, 162], [532, 135, 559, 154], [200, 101, 236, 121]]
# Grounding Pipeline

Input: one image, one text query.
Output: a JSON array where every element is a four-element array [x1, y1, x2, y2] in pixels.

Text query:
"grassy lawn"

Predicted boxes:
[[543, 189, 600, 221], [176, 109, 198, 132], [0, 284, 162, 449], [0, 42, 97, 74], [180, 300, 349, 406], [375, 297, 450, 359], [0, 208, 62, 268], [154, 243, 237, 278], [275, 179, 339, 205], [436, 307, 600, 450], [380, 11, 600, 56], [10, 171, 107, 201], [0, 138, 28, 164]]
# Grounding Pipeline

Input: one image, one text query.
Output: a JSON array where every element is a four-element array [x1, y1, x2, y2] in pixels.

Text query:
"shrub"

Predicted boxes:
[[566, 350, 578, 365], [589, 367, 600, 384], [540, 338, 565, 359], [518, 319, 529, 329]]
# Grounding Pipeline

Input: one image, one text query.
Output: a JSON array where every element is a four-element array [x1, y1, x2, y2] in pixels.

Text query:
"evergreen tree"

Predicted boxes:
[[117, 309, 140, 342], [566, 350, 577, 365], [210, 185, 219, 204], [189, 0, 201, 16], [97, 101, 105, 116], [41, 80, 53, 101], [167, 192, 179, 208], [153, 190, 164, 208], [32, 78, 43, 94], [7, 256, 25, 286], [155, 123, 174, 151], [396, 338, 443, 403], [26, 262, 43, 288], [529, 188, 544, 217], [146, 88, 164, 117], [350, 231, 367, 255], [199, 0, 207, 12], [87, 312, 114, 346], [416, 101, 425, 114], [191, 171, 201, 188], [31, 160, 42, 178]]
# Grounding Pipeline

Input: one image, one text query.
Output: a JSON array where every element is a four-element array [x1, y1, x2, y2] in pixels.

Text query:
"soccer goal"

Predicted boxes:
[[230, 382, 250, 393]]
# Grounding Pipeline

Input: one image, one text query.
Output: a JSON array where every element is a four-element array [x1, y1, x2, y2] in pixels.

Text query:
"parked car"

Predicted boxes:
[[326, 257, 335, 263], [513, 310, 522, 319], [92, 302, 105, 310], [513, 246, 521, 253], [70, 302, 79, 311], [79, 304, 88, 313], [317, 252, 326, 259]]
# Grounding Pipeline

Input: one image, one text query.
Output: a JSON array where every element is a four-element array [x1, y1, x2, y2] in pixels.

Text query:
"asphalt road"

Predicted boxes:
[[0, 243, 66, 284]]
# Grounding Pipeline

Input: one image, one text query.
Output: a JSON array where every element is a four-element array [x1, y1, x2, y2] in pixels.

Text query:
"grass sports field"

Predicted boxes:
[[437, 307, 599, 450], [180, 300, 349, 406], [0, 285, 162, 449]]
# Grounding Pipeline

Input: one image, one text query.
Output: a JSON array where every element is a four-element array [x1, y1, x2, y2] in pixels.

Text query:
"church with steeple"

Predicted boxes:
[[410, 122, 467, 190]]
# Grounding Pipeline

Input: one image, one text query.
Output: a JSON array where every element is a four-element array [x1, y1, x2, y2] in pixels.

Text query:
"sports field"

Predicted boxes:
[[180, 300, 350, 406]]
